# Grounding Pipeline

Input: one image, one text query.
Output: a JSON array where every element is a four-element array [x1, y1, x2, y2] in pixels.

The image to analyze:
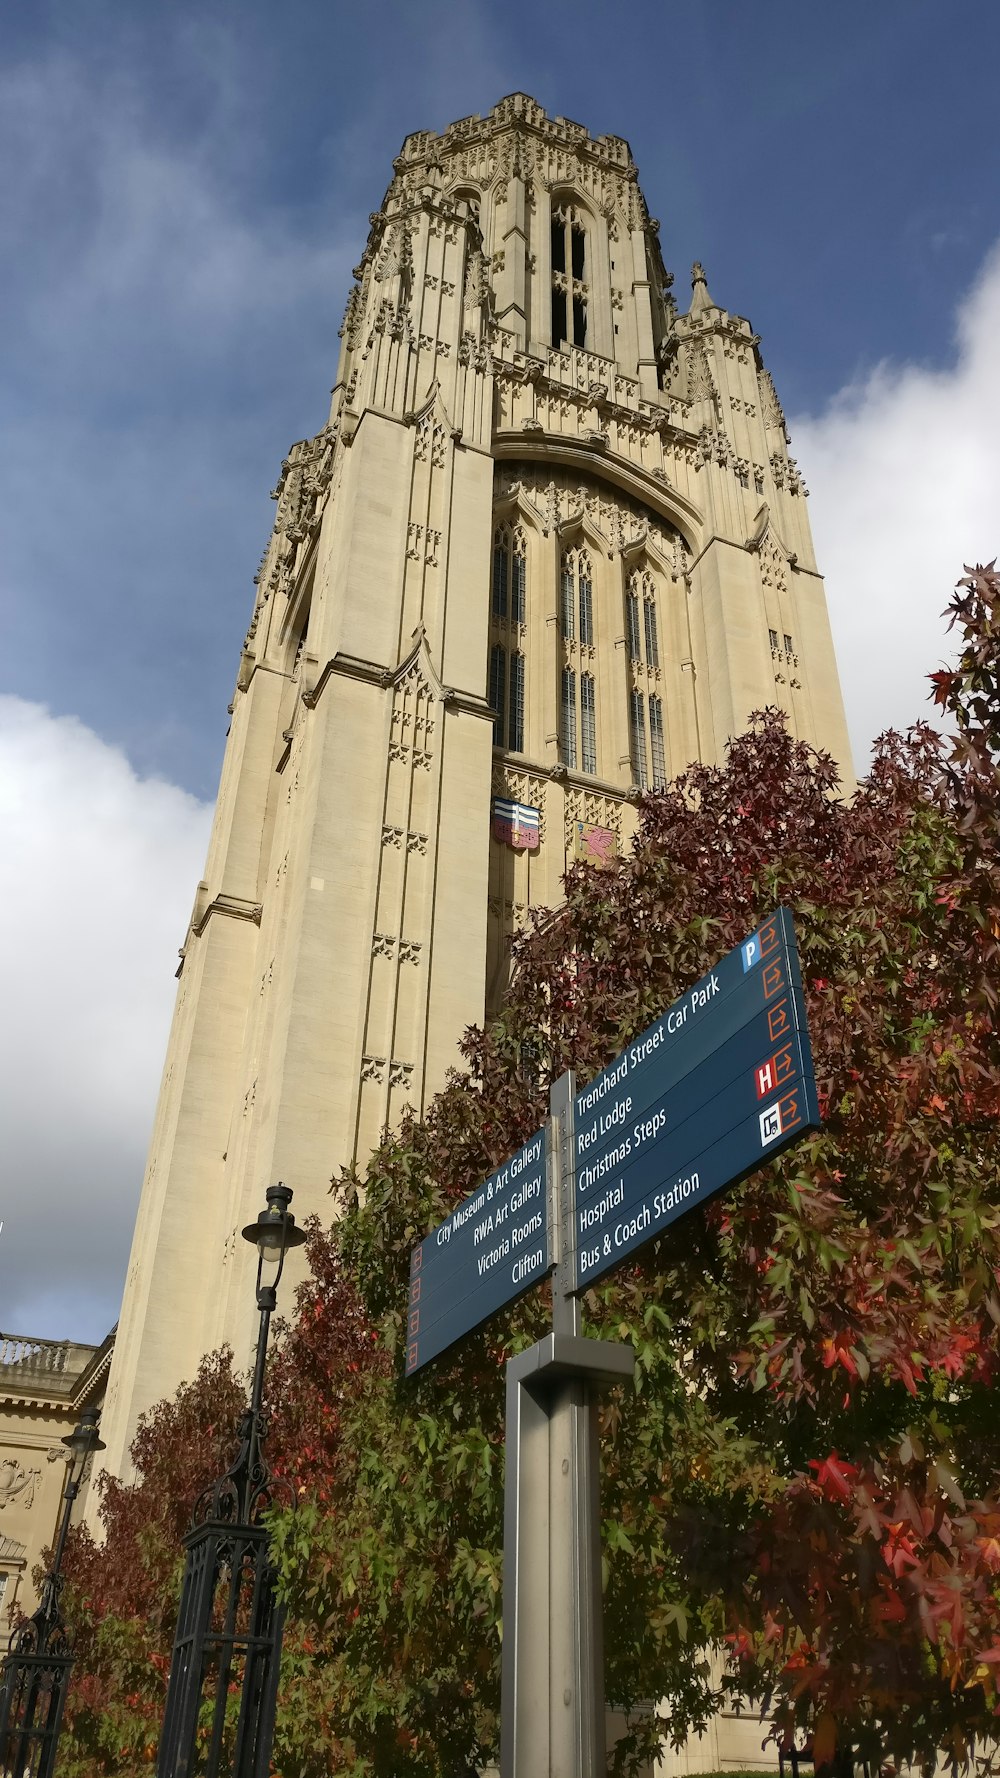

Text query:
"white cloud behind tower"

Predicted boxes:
[[0, 697, 210, 1338], [795, 241, 1000, 772]]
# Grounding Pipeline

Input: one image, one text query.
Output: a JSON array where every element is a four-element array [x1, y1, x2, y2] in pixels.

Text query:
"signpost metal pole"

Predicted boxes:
[[408, 913, 820, 1773], [500, 1072, 635, 1778]]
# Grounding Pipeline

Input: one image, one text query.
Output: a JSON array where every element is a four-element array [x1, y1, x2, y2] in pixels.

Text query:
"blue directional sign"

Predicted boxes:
[[571, 907, 819, 1288], [405, 1130, 549, 1375], [405, 909, 820, 1374]]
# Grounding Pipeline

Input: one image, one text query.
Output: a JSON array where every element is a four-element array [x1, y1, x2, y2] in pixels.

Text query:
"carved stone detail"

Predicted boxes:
[[415, 414, 448, 466], [688, 343, 716, 404], [695, 427, 734, 471], [771, 454, 806, 496], [758, 368, 787, 437], [491, 765, 547, 841], [564, 789, 624, 851], [497, 465, 681, 567], [488, 895, 528, 929], [0, 1461, 41, 1511]]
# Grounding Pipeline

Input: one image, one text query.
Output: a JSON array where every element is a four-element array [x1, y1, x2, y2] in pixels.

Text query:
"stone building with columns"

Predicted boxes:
[[96, 95, 852, 1518], [0, 1330, 113, 1626]]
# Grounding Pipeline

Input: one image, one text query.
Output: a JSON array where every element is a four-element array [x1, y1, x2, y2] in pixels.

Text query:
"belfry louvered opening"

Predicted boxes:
[[551, 202, 588, 349]]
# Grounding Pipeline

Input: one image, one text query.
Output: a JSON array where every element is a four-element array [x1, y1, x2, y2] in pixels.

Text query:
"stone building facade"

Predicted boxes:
[[0, 1330, 113, 1626], [96, 94, 852, 1502]]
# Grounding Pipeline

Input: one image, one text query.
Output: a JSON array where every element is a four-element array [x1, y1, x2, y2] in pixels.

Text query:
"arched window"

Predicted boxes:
[[649, 695, 666, 788], [281, 572, 313, 678], [626, 568, 666, 791], [625, 585, 641, 661], [579, 563, 593, 646], [644, 595, 659, 669], [630, 690, 647, 789], [489, 644, 506, 746], [492, 524, 527, 624], [580, 672, 596, 774], [489, 643, 525, 751], [551, 202, 587, 349], [560, 546, 598, 774], [488, 523, 527, 752], [293, 607, 309, 672], [452, 187, 481, 225], [560, 667, 577, 769], [560, 559, 575, 640], [493, 536, 508, 620], [508, 651, 525, 751], [625, 568, 658, 668], [560, 546, 593, 642]]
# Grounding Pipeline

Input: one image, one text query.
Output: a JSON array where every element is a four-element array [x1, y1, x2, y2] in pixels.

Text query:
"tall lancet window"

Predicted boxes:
[[489, 644, 506, 747], [649, 695, 666, 788], [626, 567, 667, 791], [492, 523, 527, 622], [560, 545, 598, 774], [560, 560, 575, 640], [626, 568, 659, 668], [508, 652, 525, 752], [644, 594, 659, 669], [625, 585, 641, 661], [488, 522, 527, 752], [580, 673, 597, 774], [560, 668, 578, 770], [551, 203, 587, 349], [561, 546, 594, 642], [630, 691, 648, 790]]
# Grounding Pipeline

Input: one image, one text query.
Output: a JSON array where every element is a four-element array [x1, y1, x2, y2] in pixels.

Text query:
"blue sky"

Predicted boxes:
[[2, 0, 999, 1343]]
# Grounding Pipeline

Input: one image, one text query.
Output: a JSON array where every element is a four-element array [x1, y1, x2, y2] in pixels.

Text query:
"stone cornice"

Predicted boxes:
[[192, 894, 263, 938], [303, 652, 496, 725], [493, 362, 691, 438], [494, 750, 631, 802], [72, 1328, 116, 1410], [684, 531, 817, 580]]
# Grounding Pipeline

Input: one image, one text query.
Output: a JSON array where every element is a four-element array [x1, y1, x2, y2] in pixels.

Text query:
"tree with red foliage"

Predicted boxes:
[[57, 1227, 386, 1777], [58, 1348, 246, 1775], [57, 566, 1000, 1777], [309, 572, 1000, 1773]]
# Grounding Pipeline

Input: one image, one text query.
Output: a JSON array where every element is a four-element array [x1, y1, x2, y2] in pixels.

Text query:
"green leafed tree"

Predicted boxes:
[[61, 567, 1000, 1776]]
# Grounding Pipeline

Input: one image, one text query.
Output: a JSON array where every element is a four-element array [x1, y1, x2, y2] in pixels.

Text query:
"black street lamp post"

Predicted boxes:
[[0, 1408, 105, 1778], [156, 1184, 306, 1778]]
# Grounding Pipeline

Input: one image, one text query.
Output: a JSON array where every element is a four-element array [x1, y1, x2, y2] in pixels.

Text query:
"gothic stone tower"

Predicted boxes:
[[98, 94, 852, 1485]]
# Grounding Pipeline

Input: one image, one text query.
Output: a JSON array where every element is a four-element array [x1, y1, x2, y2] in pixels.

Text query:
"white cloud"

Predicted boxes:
[[0, 47, 349, 372], [0, 699, 211, 1340], [0, 39, 357, 797], [793, 240, 1000, 772]]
